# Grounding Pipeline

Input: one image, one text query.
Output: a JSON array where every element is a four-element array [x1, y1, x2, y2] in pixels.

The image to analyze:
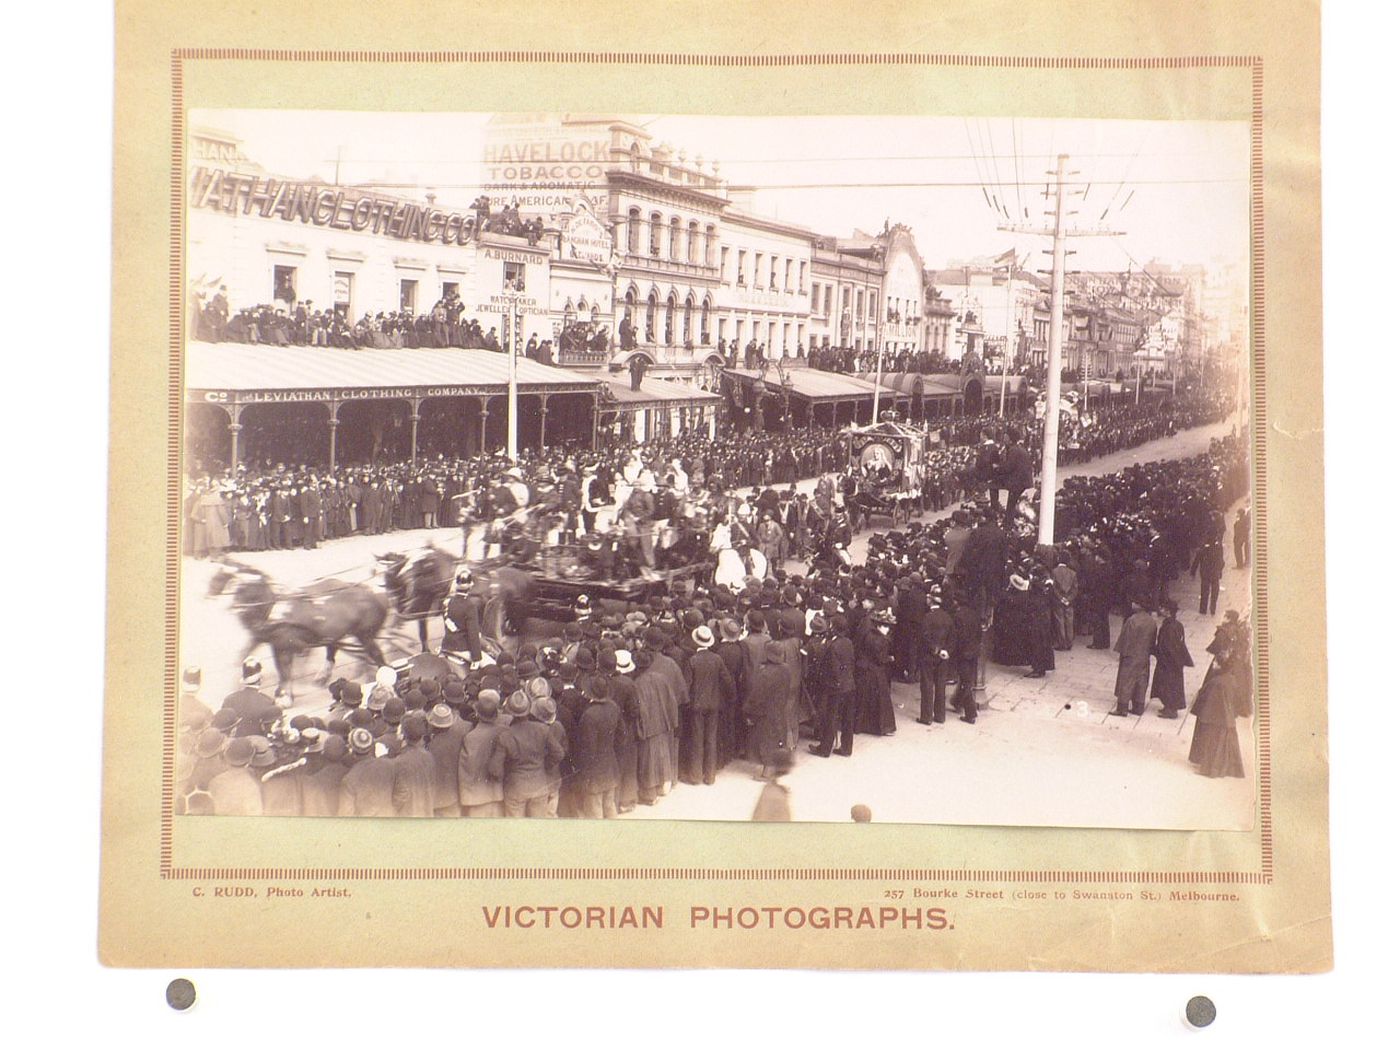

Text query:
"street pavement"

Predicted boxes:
[[181, 417, 1255, 829]]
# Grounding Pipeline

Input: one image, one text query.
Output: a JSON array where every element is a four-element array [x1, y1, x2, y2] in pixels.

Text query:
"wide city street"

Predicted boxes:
[[181, 416, 1254, 830]]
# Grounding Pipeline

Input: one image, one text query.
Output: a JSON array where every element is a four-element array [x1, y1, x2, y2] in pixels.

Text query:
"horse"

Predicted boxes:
[[377, 546, 459, 652], [207, 559, 390, 699]]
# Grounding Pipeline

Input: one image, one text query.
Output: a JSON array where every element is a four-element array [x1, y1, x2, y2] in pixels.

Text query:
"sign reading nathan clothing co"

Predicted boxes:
[[189, 167, 479, 246]]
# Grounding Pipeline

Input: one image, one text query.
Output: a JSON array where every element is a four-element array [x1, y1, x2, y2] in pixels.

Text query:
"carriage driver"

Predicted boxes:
[[441, 568, 484, 666]]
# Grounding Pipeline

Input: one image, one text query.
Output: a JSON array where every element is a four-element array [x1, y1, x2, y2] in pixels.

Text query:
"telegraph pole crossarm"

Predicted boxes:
[[1001, 158, 1123, 545]]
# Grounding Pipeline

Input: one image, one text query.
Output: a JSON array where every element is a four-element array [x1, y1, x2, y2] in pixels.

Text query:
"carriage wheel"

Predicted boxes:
[[482, 595, 511, 644]]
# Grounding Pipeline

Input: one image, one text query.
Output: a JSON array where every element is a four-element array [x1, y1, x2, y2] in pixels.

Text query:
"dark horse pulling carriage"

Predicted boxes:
[[210, 538, 708, 696]]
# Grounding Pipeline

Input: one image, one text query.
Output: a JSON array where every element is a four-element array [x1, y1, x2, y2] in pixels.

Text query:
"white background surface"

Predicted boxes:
[[1, 5, 1388, 1044]]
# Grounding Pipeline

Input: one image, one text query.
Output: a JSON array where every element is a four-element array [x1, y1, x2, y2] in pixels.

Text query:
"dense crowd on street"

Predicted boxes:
[[185, 390, 1233, 564], [178, 396, 1253, 818]]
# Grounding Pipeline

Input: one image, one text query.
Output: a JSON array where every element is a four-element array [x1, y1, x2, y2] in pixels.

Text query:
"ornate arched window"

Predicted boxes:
[[700, 297, 711, 343], [669, 217, 681, 260], [626, 208, 641, 253], [648, 213, 662, 256], [687, 221, 699, 264], [664, 293, 677, 345], [682, 295, 695, 344], [645, 292, 658, 343]]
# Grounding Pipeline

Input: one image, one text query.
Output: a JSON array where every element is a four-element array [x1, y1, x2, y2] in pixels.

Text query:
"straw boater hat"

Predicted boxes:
[[428, 704, 456, 730], [1009, 574, 1030, 592], [613, 649, 636, 674], [692, 625, 715, 650]]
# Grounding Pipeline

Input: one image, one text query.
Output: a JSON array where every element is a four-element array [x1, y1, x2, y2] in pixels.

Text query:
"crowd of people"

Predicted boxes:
[[177, 400, 1253, 819], [185, 391, 1232, 566]]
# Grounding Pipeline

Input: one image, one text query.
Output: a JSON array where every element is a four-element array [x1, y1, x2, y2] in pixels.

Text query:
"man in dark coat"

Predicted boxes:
[[746, 640, 793, 775], [391, 714, 437, 817], [425, 704, 468, 816], [809, 615, 857, 757], [1233, 507, 1250, 569], [917, 591, 954, 724], [490, 691, 566, 817], [441, 569, 484, 663], [950, 595, 982, 723], [338, 728, 397, 816], [572, 674, 625, 818], [1110, 603, 1158, 716], [1150, 599, 1194, 718], [219, 660, 283, 737], [995, 430, 1034, 529], [682, 626, 736, 785], [1191, 538, 1225, 616]]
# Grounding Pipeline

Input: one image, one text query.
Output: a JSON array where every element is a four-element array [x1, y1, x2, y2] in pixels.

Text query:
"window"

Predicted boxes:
[[669, 217, 681, 260], [736, 250, 747, 286], [700, 300, 711, 343], [868, 294, 876, 321], [753, 253, 763, 287], [855, 289, 864, 320], [798, 261, 807, 293], [441, 280, 458, 301], [784, 259, 792, 291], [332, 271, 353, 317], [400, 279, 418, 312], [687, 221, 699, 264], [720, 246, 730, 282], [683, 297, 694, 343], [273, 264, 297, 305], [649, 212, 663, 255], [824, 285, 833, 317], [503, 262, 525, 292], [769, 258, 778, 290], [704, 225, 716, 266], [627, 208, 641, 253], [811, 284, 821, 313], [664, 294, 677, 345], [645, 292, 658, 342]]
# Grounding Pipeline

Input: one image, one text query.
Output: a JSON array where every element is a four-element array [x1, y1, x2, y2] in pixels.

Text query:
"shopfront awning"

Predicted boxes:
[[600, 376, 722, 409], [185, 341, 599, 404], [725, 367, 880, 403], [853, 371, 925, 399]]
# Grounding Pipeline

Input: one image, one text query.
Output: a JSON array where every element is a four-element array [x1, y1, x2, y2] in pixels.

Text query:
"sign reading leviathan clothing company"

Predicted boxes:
[[189, 167, 479, 246]]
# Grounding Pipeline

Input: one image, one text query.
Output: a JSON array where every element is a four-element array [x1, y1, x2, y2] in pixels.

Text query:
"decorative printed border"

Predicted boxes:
[[162, 49, 1269, 884]]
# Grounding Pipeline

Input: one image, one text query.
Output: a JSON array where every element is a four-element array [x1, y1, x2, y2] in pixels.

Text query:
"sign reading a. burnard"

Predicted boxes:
[[189, 167, 479, 246]]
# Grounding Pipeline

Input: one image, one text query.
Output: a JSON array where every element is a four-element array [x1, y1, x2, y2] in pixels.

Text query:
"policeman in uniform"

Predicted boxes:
[[441, 568, 485, 667]]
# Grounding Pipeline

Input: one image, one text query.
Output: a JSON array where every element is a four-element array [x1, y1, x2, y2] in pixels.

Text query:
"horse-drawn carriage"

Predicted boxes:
[[844, 419, 929, 526]]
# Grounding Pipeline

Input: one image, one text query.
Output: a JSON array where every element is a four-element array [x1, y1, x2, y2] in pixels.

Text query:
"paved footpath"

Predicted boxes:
[[182, 418, 1255, 829]]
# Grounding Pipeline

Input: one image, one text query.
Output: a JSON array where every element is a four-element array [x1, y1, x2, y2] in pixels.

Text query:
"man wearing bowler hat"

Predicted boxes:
[[490, 691, 565, 817], [208, 737, 263, 816], [459, 692, 508, 817]]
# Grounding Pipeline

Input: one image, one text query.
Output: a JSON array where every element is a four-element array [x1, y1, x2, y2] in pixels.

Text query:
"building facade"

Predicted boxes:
[[713, 203, 814, 359]]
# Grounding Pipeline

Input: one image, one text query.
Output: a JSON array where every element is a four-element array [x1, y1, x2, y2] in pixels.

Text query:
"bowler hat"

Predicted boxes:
[[224, 737, 256, 768]]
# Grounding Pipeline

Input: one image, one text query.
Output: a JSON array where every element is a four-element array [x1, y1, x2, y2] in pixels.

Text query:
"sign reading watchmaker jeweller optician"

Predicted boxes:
[[188, 167, 479, 245]]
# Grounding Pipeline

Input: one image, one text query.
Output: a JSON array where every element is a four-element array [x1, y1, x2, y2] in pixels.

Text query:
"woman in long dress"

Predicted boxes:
[[1187, 645, 1251, 778], [855, 611, 896, 735]]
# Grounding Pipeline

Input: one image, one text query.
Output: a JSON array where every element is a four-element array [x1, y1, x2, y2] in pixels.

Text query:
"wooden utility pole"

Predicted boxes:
[[1000, 154, 1122, 544]]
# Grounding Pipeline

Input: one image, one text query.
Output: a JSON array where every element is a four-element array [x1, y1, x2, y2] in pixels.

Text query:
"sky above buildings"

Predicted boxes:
[[195, 110, 1248, 277]]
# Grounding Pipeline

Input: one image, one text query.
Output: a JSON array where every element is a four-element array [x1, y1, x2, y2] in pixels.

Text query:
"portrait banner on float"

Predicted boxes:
[[101, 0, 1328, 974]]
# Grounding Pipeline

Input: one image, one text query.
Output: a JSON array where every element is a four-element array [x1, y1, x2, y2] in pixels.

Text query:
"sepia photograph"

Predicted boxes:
[[175, 109, 1254, 830]]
